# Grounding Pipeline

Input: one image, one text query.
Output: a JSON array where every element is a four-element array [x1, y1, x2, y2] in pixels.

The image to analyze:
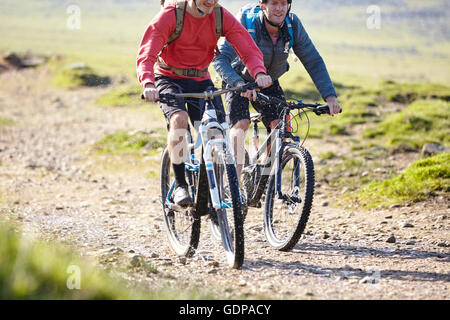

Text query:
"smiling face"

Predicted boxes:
[[261, 0, 290, 26], [194, 0, 218, 15]]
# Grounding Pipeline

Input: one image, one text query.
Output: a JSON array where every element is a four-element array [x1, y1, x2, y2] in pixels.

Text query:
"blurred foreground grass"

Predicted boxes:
[[0, 222, 145, 299], [0, 222, 216, 299]]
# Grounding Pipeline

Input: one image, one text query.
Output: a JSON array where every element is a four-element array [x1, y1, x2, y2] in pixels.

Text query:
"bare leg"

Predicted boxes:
[[168, 111, 189, 166], [230, 119, 250, 177]]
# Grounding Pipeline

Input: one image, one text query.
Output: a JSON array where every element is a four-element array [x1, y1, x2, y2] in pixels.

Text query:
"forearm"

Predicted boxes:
[[212, 42, 243, 86]]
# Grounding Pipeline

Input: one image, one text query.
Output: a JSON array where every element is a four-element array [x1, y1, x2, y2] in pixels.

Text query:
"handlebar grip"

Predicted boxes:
[[315, 105, 343, 115]]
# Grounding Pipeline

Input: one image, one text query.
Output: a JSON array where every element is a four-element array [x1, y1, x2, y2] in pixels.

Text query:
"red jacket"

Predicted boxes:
[[136, 3, 267, 87]]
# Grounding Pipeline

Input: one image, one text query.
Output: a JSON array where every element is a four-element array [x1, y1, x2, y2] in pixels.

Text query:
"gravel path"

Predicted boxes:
[[0, 68, 449, 299]]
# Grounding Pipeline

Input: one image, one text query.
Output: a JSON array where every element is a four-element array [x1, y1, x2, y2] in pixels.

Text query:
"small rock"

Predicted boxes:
[[207, 269, 218, 274], [359, 276, 374, 284], [361, 171, 369, 177], [109, 247, 123, 254], [238, 280, 247, 287], [341, 187, 350, 194], [178, 257, 187, 265], [386, 235, 396, 243], [150, 253, 159, 259], [402, 223, 414, 228], [384, 215, 393, 219], [406, 241, 416, 246], [389, 203, 401, 209], [323, 233, 330, 239], [421, 143, 450, 156], [437, 242, 449, 248], [130, 255, 142, 267], [68, 62, 88, 70], [321, 201, 329, 207]]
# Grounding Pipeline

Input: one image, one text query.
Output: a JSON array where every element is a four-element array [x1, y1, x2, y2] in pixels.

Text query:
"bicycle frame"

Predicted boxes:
[[246, 104, 302, 204], [164, 98, 239, 213]]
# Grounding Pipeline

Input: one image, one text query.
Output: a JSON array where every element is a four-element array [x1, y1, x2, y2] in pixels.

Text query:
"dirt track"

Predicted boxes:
[[0, 67, 449, 299]]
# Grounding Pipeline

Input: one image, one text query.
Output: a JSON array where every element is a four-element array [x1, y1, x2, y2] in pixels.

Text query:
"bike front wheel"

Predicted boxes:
[[210, 148, 245, 269], [161, 147, 201, 257], [264, 146, 315, 251]]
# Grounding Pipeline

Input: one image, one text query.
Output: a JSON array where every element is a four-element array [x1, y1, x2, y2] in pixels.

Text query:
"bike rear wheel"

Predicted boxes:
[[210, 148, 245, 269], [264, 146, 314, 251], [161, 147, 201, 257]]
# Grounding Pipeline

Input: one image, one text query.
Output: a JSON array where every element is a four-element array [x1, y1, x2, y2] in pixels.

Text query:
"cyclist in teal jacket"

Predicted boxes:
[[212, 0, 341, 175]]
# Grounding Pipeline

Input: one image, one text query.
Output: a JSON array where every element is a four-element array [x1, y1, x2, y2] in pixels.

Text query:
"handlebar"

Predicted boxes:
[[256, 92, 342, 116], [140, 82, 260, 102]]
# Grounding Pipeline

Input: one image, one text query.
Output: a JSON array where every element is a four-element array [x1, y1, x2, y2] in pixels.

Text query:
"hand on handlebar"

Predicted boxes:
[[236, 81, 259, 102], [237, 73, 272, 102], [325, 95, 341, 116], [142, 83, 159, 102], [255, 73, 272, 89]]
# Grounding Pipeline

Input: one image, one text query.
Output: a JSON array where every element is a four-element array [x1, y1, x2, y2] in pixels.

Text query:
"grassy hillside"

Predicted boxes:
[[0, 0, 449, 84]]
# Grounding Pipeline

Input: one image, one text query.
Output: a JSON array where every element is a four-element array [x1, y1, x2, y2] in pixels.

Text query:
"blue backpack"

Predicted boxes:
[[239, 3, 294, 52]]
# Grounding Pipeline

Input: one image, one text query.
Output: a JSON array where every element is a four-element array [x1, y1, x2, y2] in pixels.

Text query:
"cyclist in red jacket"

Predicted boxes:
[[137, 0, 272, 207]]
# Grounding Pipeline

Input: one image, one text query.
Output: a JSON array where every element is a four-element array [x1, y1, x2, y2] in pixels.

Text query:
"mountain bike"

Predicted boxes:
[[241, 92, 340, 251], [145, 84, 256, 269]]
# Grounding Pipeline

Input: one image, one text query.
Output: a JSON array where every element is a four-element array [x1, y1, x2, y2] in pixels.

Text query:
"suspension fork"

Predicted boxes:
[[199, 106, 237, 210]]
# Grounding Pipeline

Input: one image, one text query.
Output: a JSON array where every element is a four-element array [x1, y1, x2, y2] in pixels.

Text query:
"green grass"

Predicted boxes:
[[93, 129, 166, 155], [318, 151, 337, 160], [351, 152, 450, 208], [96, 84, 145, 108], [363, 99, 450, 150], [50, 63, 111, 89], [371, 81, 450, 104], [292, 80, 450, 139], [0, 116, 14, 127]]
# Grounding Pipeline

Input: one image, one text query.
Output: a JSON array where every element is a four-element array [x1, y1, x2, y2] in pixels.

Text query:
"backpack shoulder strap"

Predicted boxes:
[[285, 15, 294, 49], [167, 0, 187, 45], [214, 5, 223, 40]]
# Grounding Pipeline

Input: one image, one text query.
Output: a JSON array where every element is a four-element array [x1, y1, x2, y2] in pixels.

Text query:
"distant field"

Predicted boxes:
[[0, 0, 449, 85]]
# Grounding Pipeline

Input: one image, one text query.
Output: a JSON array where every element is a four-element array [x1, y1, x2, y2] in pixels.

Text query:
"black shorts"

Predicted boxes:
[[155, 74, 226, 129], [224, 80, 286, 129]]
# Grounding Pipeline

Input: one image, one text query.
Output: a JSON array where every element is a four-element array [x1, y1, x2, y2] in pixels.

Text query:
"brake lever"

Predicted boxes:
[[256, 92, 271, 102], [237, 82, 261, 93]]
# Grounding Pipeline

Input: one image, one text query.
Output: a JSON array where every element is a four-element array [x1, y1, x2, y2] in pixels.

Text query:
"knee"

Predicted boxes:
[[232, 119, 250, 132], [169, 111, 189, 130]]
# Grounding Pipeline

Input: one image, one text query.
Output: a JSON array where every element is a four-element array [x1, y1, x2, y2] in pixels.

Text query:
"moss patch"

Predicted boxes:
[[93, 129, 166, 156], [96, 84, 145, 108], [51, 64, 111, 89], [351, 152, 450, 208], [376, 81, 450, 104], [363, 99, 450, 150]]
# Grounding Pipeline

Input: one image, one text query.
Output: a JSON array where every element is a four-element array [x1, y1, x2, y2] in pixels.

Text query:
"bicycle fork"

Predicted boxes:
[[200, 122, 238, 210]]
